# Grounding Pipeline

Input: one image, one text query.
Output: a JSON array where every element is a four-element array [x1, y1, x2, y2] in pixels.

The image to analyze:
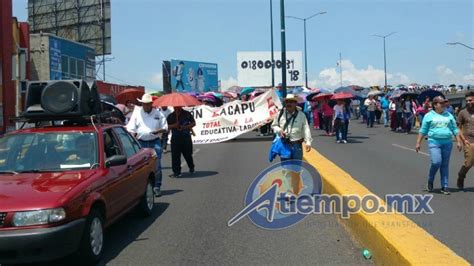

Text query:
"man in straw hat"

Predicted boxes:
[[126, 93, 168, 197], [272, 94, 313, 160]]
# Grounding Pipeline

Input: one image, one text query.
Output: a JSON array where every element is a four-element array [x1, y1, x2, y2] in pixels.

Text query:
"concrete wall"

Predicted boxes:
[[29, 34, 50, 81]]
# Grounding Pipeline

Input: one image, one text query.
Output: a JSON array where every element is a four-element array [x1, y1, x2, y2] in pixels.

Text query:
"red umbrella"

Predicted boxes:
[[115, 89, 145, 105], [153, 93, 202, 107], [312, 93, 334, 101], [331, 92, 354, 100]]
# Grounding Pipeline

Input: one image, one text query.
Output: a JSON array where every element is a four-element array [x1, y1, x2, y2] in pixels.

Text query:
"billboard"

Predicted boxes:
[[237, 51, 304, 87], [170, 60, 218, 92], [48, 35, 95, 81], [28, 0, 112, 55]]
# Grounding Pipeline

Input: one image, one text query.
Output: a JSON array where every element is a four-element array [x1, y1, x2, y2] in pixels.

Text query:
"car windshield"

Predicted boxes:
[[0, 132, 98, 172]]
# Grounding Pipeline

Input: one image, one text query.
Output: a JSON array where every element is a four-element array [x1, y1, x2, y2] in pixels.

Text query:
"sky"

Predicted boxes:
[[13, 0, 474, 92]]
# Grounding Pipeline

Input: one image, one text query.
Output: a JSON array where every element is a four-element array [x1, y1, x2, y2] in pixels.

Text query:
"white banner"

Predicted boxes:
[[187, 90, 282, 144], [237, 51, 304, 87]]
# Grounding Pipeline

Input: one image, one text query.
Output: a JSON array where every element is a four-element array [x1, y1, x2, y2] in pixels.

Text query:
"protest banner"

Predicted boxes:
[[187, 90, 282, 144]]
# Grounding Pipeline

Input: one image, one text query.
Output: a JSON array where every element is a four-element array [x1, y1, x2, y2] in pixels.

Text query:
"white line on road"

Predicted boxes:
[[181, 148, 201, 167], [392, 144, 429, 157]]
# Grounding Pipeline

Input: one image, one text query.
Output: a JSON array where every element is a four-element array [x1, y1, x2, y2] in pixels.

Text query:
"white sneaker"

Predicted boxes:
[[342, 140, 347, 144], [336, 140, 341, 144]]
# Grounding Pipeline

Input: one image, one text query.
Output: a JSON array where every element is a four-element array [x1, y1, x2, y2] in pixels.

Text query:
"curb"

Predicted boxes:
[[303, 148, 470, 265]]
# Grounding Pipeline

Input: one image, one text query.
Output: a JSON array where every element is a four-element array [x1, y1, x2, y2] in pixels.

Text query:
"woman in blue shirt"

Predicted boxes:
[[415, 96, 462, 194]]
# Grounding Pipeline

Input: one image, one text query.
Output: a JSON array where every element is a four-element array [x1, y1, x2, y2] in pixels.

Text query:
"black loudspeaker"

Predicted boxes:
[[23, 80, 101, 120]]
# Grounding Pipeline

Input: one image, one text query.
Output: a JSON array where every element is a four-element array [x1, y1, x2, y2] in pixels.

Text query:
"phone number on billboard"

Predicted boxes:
[[241, 59, 296, 70], [241, 60, 300, 81]]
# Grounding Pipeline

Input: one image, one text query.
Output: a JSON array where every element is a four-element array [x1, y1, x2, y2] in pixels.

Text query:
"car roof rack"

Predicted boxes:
[[10, 111, 123, 130]]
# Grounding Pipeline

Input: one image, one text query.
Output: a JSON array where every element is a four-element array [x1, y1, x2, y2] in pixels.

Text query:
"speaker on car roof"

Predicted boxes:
[[22, 80, 101, 120]]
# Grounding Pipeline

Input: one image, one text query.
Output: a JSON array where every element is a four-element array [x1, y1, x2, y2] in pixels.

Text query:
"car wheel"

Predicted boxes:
[[138, 178, 154, 216], [78, 208, 104, 264]]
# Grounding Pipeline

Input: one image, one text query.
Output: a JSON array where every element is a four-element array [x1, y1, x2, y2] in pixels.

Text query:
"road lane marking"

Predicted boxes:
[[303, 148, 469, 265], [392, 143, 429, 157], [181, 148, 200, 168]]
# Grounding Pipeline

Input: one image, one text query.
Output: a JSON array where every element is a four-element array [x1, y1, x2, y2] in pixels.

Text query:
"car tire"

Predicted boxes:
[[138, 178, 154, 217], [78, 208, 105, 264]]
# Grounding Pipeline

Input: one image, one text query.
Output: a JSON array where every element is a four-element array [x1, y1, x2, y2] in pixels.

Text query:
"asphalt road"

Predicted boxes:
[[311, 119, 474, 263], [98, 134, 370, 265]]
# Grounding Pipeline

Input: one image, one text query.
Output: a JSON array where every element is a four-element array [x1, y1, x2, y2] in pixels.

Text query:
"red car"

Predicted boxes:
[[0, 123, 157, 264]]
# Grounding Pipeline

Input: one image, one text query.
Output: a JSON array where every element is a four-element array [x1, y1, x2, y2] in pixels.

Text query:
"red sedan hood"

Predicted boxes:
[[0, 171, 96, 212]]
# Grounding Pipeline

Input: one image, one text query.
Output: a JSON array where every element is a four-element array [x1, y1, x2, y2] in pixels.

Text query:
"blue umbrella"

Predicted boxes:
[[417, 89, 444, 105], [240, 87, 255, 96]]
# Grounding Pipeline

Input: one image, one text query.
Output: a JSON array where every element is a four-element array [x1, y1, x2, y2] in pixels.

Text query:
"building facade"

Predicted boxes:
[[30, 33, 95, 82]]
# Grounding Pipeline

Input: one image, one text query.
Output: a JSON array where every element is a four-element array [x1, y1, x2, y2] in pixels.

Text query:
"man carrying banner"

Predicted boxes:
[[272, 94, 313, 160]]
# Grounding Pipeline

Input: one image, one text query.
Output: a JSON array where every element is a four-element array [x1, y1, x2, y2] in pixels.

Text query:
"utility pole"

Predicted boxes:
[[280, 0, 287, 98], [270, 0, 275, 88]]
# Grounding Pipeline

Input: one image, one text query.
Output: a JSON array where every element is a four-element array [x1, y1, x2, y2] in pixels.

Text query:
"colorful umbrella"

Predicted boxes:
[[222, 91, 237, 98], [240, 87, 255, 96], [313, 93, 334, 101], [153, 93, 202, 107], [115, 89, 145, 105], [331, 92, 354, 100]]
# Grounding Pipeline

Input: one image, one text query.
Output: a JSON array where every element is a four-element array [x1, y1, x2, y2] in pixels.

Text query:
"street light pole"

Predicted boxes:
[[287, 12, 326, 89], [446, 42, 474, 50], [373, 32, 396, 91], [339, 52, 343, 88], [270, 0, 275, 88], [383, 37, 387, 91], [303, 18, 308, 87], [280, 0, 287, 98]]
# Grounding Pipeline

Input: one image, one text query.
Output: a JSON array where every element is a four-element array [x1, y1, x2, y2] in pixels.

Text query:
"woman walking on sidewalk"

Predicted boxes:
[[415, 96, 462, 195]]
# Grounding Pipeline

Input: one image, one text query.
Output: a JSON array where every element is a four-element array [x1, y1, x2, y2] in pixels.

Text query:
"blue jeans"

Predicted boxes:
[[139, 139, 163, 189], [281, 143, 303, 161], [428, 142, 452, 188], [343, 120, 349, 140], [383, 109, 389, 126], [335, 120, 346, 141], [367, 111, 375, 127], [404, 112, 413, 132]]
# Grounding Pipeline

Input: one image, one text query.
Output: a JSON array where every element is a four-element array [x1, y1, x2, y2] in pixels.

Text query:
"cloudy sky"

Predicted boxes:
[[13, 0, 473, 91]]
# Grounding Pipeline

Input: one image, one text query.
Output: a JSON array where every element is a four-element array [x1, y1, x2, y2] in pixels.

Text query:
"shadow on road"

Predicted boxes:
[[178, 171, 219, 179], [348, 135, 370, 139], [160, 189, 183, 196], [13, 203, 171, 266], [99, 202, 170, 265]]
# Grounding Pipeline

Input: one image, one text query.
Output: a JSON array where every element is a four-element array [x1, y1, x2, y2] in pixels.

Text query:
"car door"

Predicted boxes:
[[101, 129, 129, 220], [113, 127, 149, 205]]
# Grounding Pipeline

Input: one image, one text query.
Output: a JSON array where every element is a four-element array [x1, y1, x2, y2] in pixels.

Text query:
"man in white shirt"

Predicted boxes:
[[364, 95, 377, 128], [272, 94, 312, 160], [126, 94, 168, 196]]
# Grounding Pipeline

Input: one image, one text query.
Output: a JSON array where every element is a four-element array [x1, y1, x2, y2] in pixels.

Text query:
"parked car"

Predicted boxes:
[[0, 123, 157, 264]]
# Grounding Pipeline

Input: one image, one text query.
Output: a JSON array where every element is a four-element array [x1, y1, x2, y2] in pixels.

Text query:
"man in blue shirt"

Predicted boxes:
[[380, 95, 390, 127]]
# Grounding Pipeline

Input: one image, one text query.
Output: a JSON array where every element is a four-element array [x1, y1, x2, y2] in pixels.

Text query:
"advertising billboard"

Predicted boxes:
[[170, 60, 218, 92], [48, 35, 96, 81], [237, 51, 303, 87]]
